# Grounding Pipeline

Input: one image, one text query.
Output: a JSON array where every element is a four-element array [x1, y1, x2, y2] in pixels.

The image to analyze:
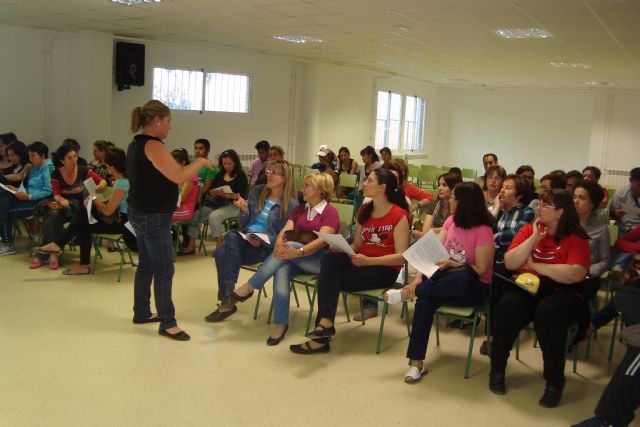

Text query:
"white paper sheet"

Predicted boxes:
[[176, 193, 182, 208], [17, 181, 25, 193], [238, 232, 270, 245], [402, 230, 450, 278], [621, 203, 640, 221], [315, 231, 355, 255], [212, 185, 234, 193], [0, 182, 17, 194], [84, 177, 98, 196], [86, 197, 97, 224], [125, 221, 136, 237]]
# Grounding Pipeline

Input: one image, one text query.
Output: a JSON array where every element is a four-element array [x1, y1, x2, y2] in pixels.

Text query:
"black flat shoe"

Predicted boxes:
[[539, 381, 564, 408], [159, 329, 191, 341], [132, 314, 161, 324], [230, 290, 254, 303], [489, 371, 506, 395], [479, 340, 491, 356], [266, 325, 289, 346], [204, 305, 238, 322], [290, 339, 330, 354], [306, 324, 336, 339]]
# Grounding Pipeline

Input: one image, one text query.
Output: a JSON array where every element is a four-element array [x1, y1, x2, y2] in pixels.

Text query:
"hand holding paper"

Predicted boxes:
[[315, 231, 355, 255]]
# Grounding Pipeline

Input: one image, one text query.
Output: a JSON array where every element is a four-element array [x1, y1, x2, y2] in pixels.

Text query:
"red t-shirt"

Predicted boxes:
[[358, 204, 407, 270], [507, 224, 590, 276]]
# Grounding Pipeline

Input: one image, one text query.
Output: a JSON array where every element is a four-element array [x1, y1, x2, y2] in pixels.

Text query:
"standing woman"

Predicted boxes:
[[127, 100, 214, 341]]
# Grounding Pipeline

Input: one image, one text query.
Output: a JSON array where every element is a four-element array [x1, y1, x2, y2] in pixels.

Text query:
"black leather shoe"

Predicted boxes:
[[489, 371, 506, 395], [132, 314, 161, 324], [479, 340, 491, 356], [204, 305, 238, 322], [539, 381, 564, 408], [290, 339, 330, 354], [159, 329, 191, 341], [230, 290, 254, 303], [306, 324, 336, 339], [266, 325, 289, 346]]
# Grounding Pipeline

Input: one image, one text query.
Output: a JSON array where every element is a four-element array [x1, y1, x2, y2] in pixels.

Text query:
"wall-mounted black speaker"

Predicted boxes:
[[115, 42, 145, 91]]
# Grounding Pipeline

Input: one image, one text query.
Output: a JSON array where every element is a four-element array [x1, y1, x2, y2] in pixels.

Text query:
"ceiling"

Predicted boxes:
[[1, 0, 639, 90]]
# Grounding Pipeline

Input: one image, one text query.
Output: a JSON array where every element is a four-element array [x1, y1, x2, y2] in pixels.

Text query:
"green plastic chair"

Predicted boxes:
[[91, 233, 134, 282], [434, 303, 486, 378], [461, 168, 476, 180], [515, 323, 579, 373], [335, 173, 358, 204]]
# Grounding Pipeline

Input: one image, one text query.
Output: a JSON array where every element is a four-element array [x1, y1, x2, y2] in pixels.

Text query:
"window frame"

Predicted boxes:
[[374, 90, 427, 152]]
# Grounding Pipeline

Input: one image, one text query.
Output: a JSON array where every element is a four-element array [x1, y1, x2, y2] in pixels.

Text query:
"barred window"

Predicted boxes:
[[205, 72, 250, 113]]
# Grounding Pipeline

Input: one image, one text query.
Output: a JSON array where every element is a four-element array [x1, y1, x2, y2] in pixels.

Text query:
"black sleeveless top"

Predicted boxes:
[[126, 134, 178, 213]]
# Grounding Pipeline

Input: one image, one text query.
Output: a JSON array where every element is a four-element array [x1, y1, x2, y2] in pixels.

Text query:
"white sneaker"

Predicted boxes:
[[384, 289, 403, 305], [0, 244, 16, 256]]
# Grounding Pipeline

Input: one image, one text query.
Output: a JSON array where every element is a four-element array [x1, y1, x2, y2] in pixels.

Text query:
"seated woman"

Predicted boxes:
[[170, 148, 199, 223], [35, 148, 130, 275], [0, 141, 52, 257], [254, 145, 285, 186], [0, 141, 31, 186], [289, 168, 410, 354], [484, 164, 507, 216], [29, 143, 107, 269], [337, 146, 358, 175], [89, 140, 115, 180], [481, 174, 535, 355], [412, 172, 462, 240], [181, 149, 248, 255], [574, 180, 610, 296], [356, 145, 381, 197], [225, 173, 339, 345], [489, 189, 591, 408], [582, 166, 609, 208], [386, 182, 494, 382], [0, 133, 13, 171], [205, 160, 297, 322], [387, 159, 433, 213]]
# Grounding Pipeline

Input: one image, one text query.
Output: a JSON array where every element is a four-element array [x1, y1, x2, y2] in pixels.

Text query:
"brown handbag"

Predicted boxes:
[[283, 204, 318, 244]]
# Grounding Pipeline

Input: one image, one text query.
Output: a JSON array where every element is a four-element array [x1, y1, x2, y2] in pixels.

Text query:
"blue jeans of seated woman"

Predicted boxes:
[[248, 243, 327, 325], [128, 207, 177, 331], [214, 230, 271, 301], [406, 269, 486, 361]]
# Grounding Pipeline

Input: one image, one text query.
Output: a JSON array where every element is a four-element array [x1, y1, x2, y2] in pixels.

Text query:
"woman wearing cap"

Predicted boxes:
[[310, 145, 338, 185]]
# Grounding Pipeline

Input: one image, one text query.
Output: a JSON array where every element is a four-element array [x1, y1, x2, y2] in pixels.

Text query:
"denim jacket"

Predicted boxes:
[[26, 159, 53, 201], [238, 185, 297, 249]]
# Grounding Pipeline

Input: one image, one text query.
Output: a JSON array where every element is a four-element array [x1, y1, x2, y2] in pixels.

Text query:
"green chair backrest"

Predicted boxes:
[[461, 168, 476, 180], [338, 173, 358, 189], [332, 202, 355, 237]]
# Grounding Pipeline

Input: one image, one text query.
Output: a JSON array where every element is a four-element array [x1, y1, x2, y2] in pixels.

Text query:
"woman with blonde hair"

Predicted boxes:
[[228, 173, 340, 345], [205, 159, 298, 323], [127, 100, 215, 341]]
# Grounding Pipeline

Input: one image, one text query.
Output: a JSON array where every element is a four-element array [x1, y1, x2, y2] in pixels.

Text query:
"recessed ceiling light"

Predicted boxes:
[[111, 0, 165, 4], [550, 62, 592, 69], [272, 35, 324, 44], [493, 28, 553, 39]]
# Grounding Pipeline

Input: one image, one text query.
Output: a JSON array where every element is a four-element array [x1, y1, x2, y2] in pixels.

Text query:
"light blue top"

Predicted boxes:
[[113, 177, 130, 214], [246, 199, 275, 234], [26, 159, 53, 201]]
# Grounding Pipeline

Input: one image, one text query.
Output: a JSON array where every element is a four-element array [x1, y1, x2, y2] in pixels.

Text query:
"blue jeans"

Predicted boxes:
[[0, 191, 38, 243], [248, 243, 327, 325], [406, 269, 486, 361], [214, 230, 271, 301], [128, 207, 177, 331]]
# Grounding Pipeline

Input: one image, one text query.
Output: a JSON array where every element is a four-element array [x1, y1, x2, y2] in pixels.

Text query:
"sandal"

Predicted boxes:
[[62, 265, 91, 275], [306, 323, 336, 339], [49, 258, 59, 270], [29, 258, 45, 269], [290, 339, 330, 354], [404, 364, 427, 383], [33, 247, 63, 256]]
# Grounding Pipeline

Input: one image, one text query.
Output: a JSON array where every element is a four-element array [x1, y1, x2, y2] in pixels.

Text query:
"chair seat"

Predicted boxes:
[[241, 262, 262, 272], [436, 305, 476, 317], [95, 233, 123, 241], [349, 288, 387, 299]]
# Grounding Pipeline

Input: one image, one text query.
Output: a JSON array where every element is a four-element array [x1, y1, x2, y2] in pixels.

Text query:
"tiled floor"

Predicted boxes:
[[0, 238, 631, 427]]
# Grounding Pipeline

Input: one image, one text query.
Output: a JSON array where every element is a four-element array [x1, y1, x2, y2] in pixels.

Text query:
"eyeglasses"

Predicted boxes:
[[266, 168, 285, 176], [537, 201, 557, 210]]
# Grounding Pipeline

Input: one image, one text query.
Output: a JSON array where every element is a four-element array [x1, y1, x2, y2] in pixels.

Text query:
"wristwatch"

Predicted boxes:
[[299, 247, 305, 256], [91, 195, 98, 201]]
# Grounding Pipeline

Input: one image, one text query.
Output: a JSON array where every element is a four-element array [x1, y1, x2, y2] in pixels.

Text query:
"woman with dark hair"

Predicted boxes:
[[35, 148, 133, 275], [0, 141, 31, 186], [90, 140, 115, 179], [205, 160, 297, 322], [0, 133, 14, 170], [516, 165, 536, 206], [582, 166, 609, 208], [356, 145, 381, 196], [29, 143, 107, 269], [489, 189, 591, 408], [412, 172, 463, 239], [385, 159, 433, 213], [337, 147, 358, 175], [386, 182, 494, 382], [484, 164, 507, 216], [171, 148, 199, 222], [289, 168, 410, 354], [126, 100, 214, 341], [0, 141, 52, 256], [182, 148, 249, 255], [574, 180, 610, 295]]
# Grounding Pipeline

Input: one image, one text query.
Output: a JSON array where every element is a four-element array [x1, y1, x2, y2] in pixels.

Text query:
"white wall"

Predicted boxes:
[[0, 24, 48, 143], [441, 88, 595, 175], [110, 40, 294, 158]]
